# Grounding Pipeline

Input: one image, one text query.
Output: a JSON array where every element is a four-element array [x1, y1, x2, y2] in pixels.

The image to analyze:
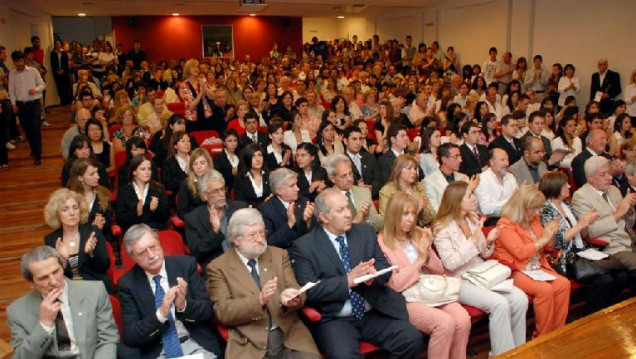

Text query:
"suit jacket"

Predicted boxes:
[[117, 256, 223, 359], [520, 131, 553, 166], [258, 196, 314, 249], [423, 169, 469, 212], [349, 186, 384, 232], [508, 158, 548, 185], [571, 183, 636, 255], [177, 179, 204, 219], [489, 135, 521, 165], [346, 151, 380, 199], [296, 165, 330, 202], [590, 70, 621, 113], [377, 150, 397, 187], [207, 247, 319, 359], [50, 50, 69, 74], [184, 200, 247, 266], [7, 280, 118, 359], [44, 223, 113, 293], [232, 171, 271, 207], [213, 150, 238, 191], [264, 143, 292, 170], [162, 157, 188, 194], [238, 131, 268, 152], [116, 182, 171, 233], [459, 143, 489, 178], [289, 224, 409, 321], [494, 217, 555, 273]]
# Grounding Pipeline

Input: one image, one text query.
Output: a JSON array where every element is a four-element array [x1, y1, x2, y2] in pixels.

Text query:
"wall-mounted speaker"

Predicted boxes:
[[282, 18, 290, 27], [127, 17, 136, 27]]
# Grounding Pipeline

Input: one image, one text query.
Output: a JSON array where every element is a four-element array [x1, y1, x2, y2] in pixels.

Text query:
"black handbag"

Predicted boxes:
[[564, 250, 623, 281]]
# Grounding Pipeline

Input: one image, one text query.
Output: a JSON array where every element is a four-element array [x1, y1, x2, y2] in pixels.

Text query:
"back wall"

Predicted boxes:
[[112, 15, 302, 63]]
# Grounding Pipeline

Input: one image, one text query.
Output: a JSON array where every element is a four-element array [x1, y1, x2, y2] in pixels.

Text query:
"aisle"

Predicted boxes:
[[0, 106, 69, 342]]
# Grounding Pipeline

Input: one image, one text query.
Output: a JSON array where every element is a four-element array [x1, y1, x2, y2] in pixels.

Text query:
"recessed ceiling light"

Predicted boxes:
[[249, 13, 256, 17], [78, 13, 86, 17], [172, 13, 180, 16], [337, 15, 345, 19]]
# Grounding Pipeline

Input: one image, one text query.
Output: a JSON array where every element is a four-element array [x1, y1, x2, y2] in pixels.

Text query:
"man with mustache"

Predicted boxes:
[[117, 224, 223, 359], [207, 208, 320, 358]]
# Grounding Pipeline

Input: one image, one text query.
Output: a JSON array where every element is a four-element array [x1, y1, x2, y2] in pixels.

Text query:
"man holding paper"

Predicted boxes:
[[290, 188, 423, 359], [207, 208, 320, 359]]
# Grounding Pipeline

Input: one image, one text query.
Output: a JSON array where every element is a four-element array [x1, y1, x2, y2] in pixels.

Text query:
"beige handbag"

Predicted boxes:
[[461, 260, 511, 289], [402, 274, 461, 307]]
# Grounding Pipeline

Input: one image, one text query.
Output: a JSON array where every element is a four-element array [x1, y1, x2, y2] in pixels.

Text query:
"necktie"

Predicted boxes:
[[334, 236, 365, 319], [353, 155, 362, 175], [602, 193, 616, 211], [472, 145, 479, 159], [247, 259, 272, 328], [55, 309, 71, 352], [346, 192, 357, 218], [153, 275, 184, 358]]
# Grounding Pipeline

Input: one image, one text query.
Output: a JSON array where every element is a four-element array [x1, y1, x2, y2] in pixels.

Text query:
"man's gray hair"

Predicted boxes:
[[21, 246, 64, 281], [584, 156, 610, 178], [625, 159, 636, 176], [314, 188, 343, 224], [228, 208, 265, 240], [269, 168, 297, 194], [123, 223, 158, 255], [326, 154, 351, 177], [198, 169, 225, 197]]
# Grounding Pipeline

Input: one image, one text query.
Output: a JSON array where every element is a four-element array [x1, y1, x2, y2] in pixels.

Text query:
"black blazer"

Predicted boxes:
[[232, 170, 271, 207], [116, 182, 170, 233], [489, 135, 521, 165], [117, 256, 223, 359], [213, 150, 238, 191], [590, 70, 621, 113], [162, 157, 188, 194], [295, 165, 330, 202], [264, 143, 293, 170], [459, 143, 489, 178], [184, 200, 247, 267], [289, 224, 408, 321], [177, 179, 203, 219], [376, 150, 397, 187], [238, 131, 268, 152], [258, 196, 315, 249], [50, 50, 69, 74], [44, 223, 113, 293], [149, 134, 199, 170], [346, 151, 380, 199]]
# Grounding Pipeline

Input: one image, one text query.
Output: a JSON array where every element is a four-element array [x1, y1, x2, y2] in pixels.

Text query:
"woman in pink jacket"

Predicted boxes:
[[378, 192, 470, 359]]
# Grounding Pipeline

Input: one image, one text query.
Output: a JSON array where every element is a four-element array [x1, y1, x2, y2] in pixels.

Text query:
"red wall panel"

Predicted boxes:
[[111, 15, 302, 63]]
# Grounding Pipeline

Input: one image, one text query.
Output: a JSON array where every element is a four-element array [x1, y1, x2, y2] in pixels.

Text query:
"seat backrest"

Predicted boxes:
[[190, 130, 221, 145], [108, 295, 123, 337], [158, 230, 187, 255]]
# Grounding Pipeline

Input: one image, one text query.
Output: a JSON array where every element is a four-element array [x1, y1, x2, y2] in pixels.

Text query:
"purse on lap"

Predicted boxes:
[[402, 274, 461, 307], [461, 259, 511, 289]]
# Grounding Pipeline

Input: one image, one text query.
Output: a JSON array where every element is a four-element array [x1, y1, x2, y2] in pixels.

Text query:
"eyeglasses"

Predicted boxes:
[[206, 186, 226, 196], [241, 230, 267, 241], [133, 241, 160, 259]]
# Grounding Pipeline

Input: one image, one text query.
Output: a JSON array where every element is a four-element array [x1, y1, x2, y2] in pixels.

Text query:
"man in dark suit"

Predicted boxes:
[[590, 58, 621, 115], [7, 246, 118, 359], [209, 88, 231, 134], [572, 129, 615, 189], [207, 208, 320, 359], [377, 124, 410, 186], [238, 112, 268, 151], [459, 122, 489, 177], [127, 39, 147, 70], [118, 224, 223, 359], [343, 126, 380, 198], [489, 114, 522, 165], [289, 188, 423, 359], [50, 40, 72, 105], [258, 168, 315, 249], [520, 110, 565, 168], [185, 170, 247, 267]]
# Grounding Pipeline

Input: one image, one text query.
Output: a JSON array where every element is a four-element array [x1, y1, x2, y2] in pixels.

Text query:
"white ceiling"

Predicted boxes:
[[27, 0, 441, 18]]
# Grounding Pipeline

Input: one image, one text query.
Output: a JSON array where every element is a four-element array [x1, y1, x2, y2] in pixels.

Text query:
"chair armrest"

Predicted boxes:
[[587, 237, 609, 247], [300, 306, 322, 322], [169, 216, 184, 228], [215, 319, 229, 341], [112, 225, 122, 237]]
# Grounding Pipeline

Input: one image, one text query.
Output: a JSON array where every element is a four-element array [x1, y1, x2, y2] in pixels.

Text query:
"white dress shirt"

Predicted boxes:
[[8, 66, 46, 104], [474, 168, 518, 217]]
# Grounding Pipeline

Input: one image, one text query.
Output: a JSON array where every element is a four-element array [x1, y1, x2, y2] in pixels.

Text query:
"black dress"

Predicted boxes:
[[92, 141, 112, 169]]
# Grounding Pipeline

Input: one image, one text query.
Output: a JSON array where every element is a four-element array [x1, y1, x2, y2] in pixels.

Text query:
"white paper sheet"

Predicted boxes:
[[175, 354, 204, 359], [576, 248, 609, 261], [354, 265, 398, 284], [491, 279, 514, 292], [289, 281, 321, 300], [522, 270, 557, 281]]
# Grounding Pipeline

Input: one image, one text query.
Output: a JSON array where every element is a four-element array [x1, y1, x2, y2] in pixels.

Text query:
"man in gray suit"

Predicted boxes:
[[508, 136, 548, 185], [327, 154, 383, 232], [7, 246, 118, 359]]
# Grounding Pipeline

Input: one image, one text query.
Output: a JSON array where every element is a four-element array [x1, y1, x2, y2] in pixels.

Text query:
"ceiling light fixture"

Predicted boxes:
[[249, 13, 256, 16], [172, 13, 180, 16], [337, 15, 345, 19], [78, 13, 86, 17]]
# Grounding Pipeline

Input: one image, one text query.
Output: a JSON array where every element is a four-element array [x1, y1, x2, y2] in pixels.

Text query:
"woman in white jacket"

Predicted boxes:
[[557, 64, 580, 108]]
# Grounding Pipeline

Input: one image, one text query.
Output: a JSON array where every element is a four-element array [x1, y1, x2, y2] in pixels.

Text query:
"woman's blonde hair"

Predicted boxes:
[[182, 59, 199, 81], [44, 188, 89, 229], [619, 137, 636, 161], [116, 105, 136, 124], [433, 181, 478, 234], [500, 185, 545, 224], [382, 192, 422, 250], [186, 148, 214, 195], [114, 89, 129, 108], [235, 100, 248, 114], [387, 154, 418, 191]]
